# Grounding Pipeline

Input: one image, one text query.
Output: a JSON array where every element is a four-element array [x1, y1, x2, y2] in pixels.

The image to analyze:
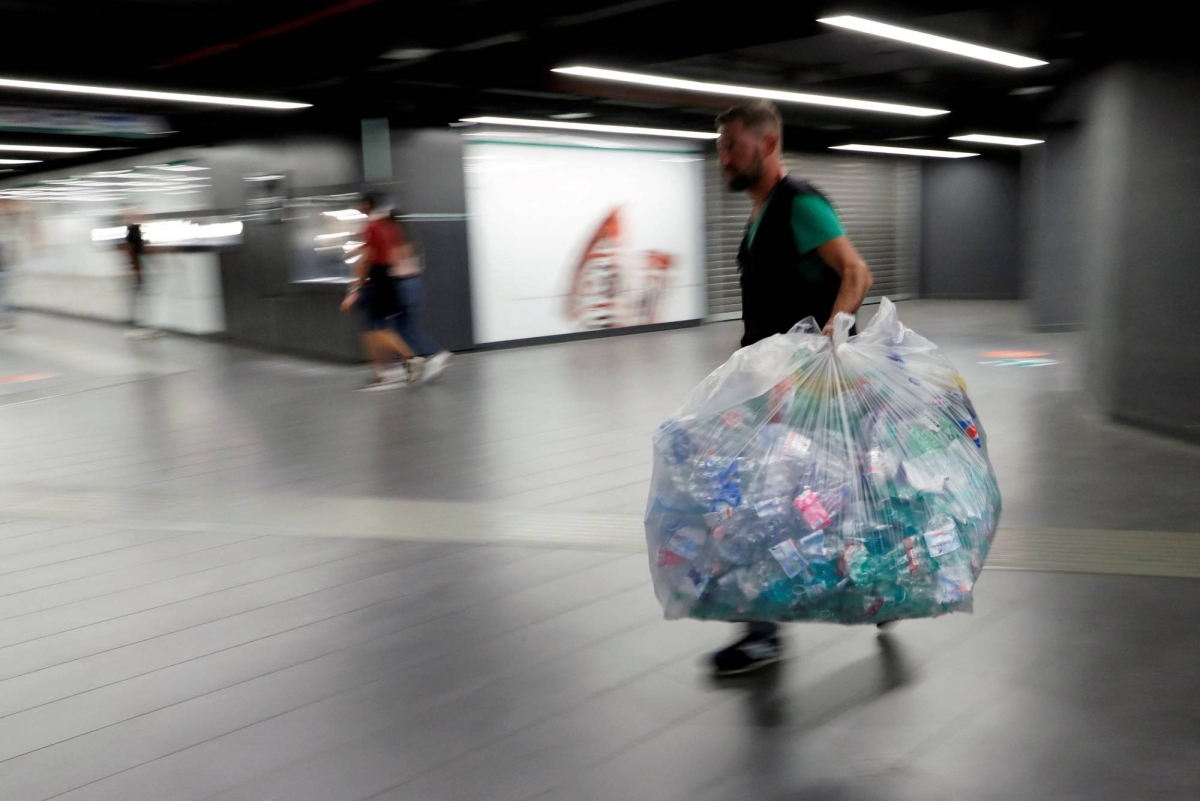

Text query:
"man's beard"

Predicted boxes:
[[724, 160, 763, 192]]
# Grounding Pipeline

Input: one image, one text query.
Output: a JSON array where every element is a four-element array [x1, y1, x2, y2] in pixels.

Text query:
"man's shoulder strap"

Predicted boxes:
[[782, 175, 833, 207]]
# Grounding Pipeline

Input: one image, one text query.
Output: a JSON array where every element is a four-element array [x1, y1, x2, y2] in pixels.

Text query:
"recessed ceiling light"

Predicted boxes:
[[552, 66, 948, 117], [0, 143, 99, 153], [0, 158, 40, 164], [830, 144, 978, 159], [459, 116, 719, 139], [1010, 86, 1054, 96], [550, 112, 595, 120], [818, 16, 1047, 69], [950, 133, 1044, 146], [0, 76, 311, 109], [381, 48, 440, 61], [323, 209, 368, 221]]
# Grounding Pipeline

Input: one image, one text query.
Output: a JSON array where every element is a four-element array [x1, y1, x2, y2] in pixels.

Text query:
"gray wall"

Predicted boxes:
[[218, 128, 475, 359], [1030, 63, 1200, 442], [919, 157, 1021, 299], [1087, 64, 1200, 440], [204, 136, 363, 211], [388, 129, 473, 351], [1020, 69, 1123, 334], [1019, 130, 1092, 331], [216, 134, 366, 360]]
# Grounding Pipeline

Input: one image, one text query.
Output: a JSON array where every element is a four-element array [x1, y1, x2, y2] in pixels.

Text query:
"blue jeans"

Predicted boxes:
[[392, 275, 443, 357]]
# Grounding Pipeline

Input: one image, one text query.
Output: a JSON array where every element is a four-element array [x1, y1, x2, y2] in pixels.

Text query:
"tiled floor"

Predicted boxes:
[[2, 303, 1199, 800]]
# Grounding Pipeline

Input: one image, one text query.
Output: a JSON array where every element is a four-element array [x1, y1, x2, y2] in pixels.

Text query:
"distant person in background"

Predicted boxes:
[[390, 212, 451, 381], [122, 216, 160, 339], [340, 193, 422, 390], [0, 233, 13, 330]]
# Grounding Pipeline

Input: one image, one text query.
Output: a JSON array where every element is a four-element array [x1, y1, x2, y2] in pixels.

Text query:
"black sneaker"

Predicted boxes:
[[710, 630, 782, 677]]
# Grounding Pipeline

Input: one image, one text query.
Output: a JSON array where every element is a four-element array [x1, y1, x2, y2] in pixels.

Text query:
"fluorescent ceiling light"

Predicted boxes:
[[460, 115, 718, 139], [0, 143, 100, 153], [323, 209, 368, 221], [0, 158, 40, 164], [552, 66, 947, 117], [0, 76, 310, 110], [831, 143, 978, 158], [245, 174, 286, 181], [950, 133, 1044, 146], [67, 180, 170, 187], [92, 220, 243, 244], [818, 16, 1047, 69]]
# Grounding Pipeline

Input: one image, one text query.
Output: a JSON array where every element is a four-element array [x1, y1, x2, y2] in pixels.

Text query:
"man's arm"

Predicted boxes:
[[816, 236, 873, 333]]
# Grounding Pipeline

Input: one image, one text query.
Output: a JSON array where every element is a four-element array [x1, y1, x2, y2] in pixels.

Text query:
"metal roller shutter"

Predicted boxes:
[[705, 153, 920, 319]]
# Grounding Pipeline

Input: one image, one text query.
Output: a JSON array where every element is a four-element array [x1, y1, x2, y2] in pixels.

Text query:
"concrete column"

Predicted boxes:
[[1053, 63, 1200, 442]]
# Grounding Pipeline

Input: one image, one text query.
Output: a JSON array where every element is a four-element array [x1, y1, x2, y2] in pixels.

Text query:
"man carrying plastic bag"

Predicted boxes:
[[689, 100, 875, 675], [643, 102, 998, 677]]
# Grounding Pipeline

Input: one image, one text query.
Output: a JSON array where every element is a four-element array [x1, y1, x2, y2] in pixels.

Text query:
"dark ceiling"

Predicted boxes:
[[0, 0, 1172, 176]]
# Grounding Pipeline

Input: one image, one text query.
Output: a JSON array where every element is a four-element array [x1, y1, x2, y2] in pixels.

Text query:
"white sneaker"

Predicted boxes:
[[422, 351, 451, 382], [406, 356, 426, 384], [359, 374, 404, 392], [381, 366, 409, 384]]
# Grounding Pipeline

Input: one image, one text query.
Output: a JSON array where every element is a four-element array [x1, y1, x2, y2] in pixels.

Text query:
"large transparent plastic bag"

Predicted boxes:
[[646, 298, 1001, 624]]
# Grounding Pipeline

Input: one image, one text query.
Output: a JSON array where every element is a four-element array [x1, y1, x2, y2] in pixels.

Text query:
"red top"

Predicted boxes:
[[362, 217, 403, 266]]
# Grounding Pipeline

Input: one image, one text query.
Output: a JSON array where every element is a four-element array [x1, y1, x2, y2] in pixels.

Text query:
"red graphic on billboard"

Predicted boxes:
[[564, 207, 676, 330]]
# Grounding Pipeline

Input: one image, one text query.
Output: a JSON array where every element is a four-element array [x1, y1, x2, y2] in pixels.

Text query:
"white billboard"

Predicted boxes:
[[464, 140, 705, 344]]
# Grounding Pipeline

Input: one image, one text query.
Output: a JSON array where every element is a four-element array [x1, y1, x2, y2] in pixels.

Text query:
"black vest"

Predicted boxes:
[[738, 177, 843, 347]]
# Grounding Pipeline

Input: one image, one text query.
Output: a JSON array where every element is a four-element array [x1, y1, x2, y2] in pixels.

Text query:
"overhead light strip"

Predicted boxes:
[[459, 116, 719, 139], [951, 133, 1044, 146], [831, 144, 978, 159], [0, 77, 311, 110], [552, 66, 948, 117], [0, 158, 40, 164], [0, 143, 99, 153], [818, 16, 1047, 69]]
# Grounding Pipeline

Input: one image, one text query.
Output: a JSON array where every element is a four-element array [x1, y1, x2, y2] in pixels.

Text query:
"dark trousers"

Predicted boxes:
[[393, 275, 444, 357]]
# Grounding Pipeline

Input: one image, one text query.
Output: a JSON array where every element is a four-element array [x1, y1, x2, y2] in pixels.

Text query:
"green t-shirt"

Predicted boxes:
[[747, 190, 844, 282]]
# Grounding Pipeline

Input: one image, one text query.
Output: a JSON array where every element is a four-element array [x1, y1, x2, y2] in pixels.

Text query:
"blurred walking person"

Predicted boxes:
[[390, 212, 451, 381], [340, 193, 421, 390], [121, 215, 163, 339], [0, 232, 13, 330]]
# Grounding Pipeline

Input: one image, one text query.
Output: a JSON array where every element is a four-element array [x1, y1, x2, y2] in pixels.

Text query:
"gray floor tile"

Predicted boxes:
[[1, 306, 1199, 801]]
